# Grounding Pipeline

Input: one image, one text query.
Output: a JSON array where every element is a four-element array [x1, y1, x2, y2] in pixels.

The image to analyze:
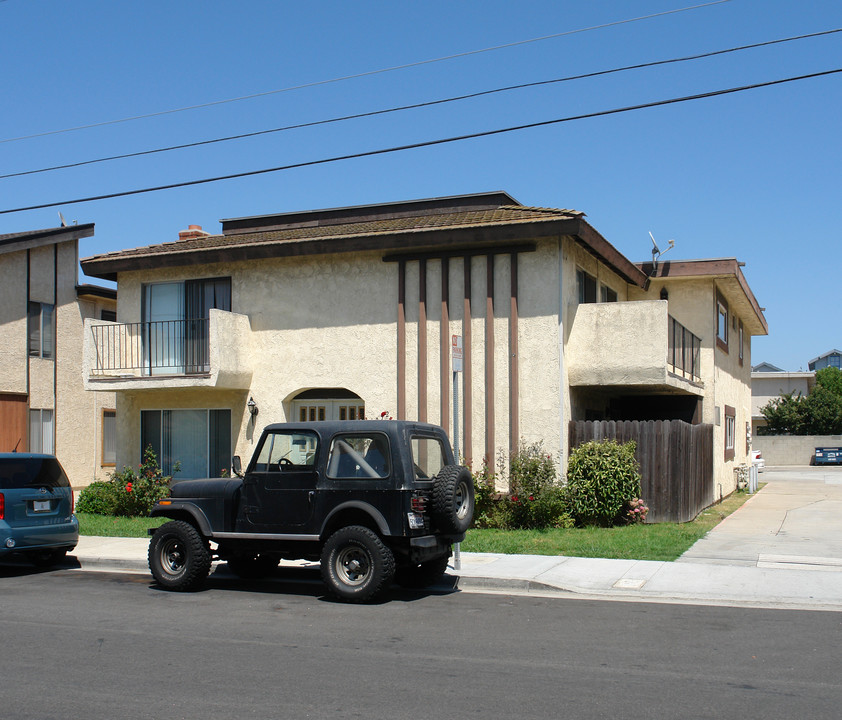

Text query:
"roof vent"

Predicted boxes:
[[178, 224, 210, 241]]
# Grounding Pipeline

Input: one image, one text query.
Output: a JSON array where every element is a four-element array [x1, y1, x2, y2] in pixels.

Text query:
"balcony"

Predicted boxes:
[[83, 309, 252, 391], [567, 300, 703, 394]]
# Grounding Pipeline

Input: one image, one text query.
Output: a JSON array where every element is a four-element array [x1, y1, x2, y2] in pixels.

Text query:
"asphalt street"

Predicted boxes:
[[2, 566, 841, 720]]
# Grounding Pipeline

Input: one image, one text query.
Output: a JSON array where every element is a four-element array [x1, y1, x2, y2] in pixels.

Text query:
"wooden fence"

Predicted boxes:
[[568, 419, 714, 523]]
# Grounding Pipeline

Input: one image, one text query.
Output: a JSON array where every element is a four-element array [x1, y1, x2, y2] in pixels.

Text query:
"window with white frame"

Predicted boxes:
[[28, 302, 54, 358], [724, 405, 736, 461], [102, 409, 116, 466], [716, 294, 728, 351], [29, 408, 54, 454]]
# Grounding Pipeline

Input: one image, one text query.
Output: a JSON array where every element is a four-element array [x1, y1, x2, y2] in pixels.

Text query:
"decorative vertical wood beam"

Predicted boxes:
[[509, 252, 519, 456], [463, 256, 473, 467], [397, 260, 406, 420], [440, 257, 450, 435], [418, 259, 427, 423], [485, 254, 495, 464]]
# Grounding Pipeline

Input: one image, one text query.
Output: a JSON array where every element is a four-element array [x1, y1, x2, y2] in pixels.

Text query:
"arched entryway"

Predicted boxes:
[[289, 388, 365, 422]]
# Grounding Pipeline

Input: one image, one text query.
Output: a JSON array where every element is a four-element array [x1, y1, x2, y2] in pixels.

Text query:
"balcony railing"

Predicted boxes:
[[668, 316, 701, 381], [90, 319, 210, 376]]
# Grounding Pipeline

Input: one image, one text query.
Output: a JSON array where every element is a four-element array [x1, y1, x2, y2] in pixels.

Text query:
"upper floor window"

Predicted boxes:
[[577, 269, 597, 304], [716, 293, 728, 352], [600, 285, 618, 303], [101, 309, 117, 322], [28, 302, 54, 359], [738, 321, 744, 366]]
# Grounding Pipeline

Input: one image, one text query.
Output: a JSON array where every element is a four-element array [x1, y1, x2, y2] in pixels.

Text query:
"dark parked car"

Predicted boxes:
[[148, 421, 474, 602], [0, 453, 79, 567]]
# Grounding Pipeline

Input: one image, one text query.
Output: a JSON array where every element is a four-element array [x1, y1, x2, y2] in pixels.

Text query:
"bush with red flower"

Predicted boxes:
[[77, 445, 174, 517]]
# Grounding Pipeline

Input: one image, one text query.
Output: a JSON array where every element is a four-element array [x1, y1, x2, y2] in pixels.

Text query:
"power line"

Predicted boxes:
[[4, 26, 838, 182], [2, 67, 839, 217], [0, 1, 731, 145]]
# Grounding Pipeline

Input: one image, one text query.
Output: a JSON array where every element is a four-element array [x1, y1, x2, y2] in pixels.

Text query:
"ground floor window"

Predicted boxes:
[[141, 409, 231, 479], [724, 405, 736, 461], [291, 389, 365, 423], [29, 408, 54, 454], [102, 409, 116, 466]]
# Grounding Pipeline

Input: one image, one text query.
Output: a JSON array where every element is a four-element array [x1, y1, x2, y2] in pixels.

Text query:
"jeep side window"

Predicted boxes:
[[253, 431, 318, 472], [327, 434, 390, 479], [411, 436, 447, 479]]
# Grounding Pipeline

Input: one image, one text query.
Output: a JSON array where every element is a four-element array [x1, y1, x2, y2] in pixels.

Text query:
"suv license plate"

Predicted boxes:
[[33, 500, 51, 512]]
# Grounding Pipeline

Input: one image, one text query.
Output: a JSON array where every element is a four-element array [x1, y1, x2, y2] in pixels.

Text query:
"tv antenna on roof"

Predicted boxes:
[[649, 231, 675, 275], [58, 211, 67, 227]]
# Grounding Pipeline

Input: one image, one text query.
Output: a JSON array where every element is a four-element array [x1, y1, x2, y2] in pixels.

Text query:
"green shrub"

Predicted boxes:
[[76, 480, 119, 515], [471, 442, 573, 530], [78, 445, 172, 517], [566, 439, 643, 526]]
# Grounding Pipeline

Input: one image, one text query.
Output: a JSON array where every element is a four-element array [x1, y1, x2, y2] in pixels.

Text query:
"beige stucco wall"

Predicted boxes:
[[753, 435, 842, 466], [629, 275, 755, 497], [0, 249, 28, 394], [0, 239, 115, 487], [751, 373, 813, 417], [110, 239, 570, 482]]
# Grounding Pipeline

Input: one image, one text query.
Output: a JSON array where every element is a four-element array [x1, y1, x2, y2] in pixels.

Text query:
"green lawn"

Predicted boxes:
[[461, 490, 754, 561], [77, 513, 164, 538], [78, 489, 754, 561]]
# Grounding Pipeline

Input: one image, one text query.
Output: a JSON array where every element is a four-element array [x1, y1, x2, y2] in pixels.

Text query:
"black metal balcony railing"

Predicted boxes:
[[668, 316, 701, 381], [91, 319, 210, 376]]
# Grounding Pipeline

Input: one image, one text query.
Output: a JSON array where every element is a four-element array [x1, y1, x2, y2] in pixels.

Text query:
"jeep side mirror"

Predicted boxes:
[[231, 456, 243, 477]]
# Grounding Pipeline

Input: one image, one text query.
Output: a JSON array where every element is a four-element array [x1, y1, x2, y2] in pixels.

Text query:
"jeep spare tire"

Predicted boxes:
[[430, 465, 474, 534]]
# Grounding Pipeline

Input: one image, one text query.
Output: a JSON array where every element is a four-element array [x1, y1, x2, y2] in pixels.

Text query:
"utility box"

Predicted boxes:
[[814, 447, 842, 465]]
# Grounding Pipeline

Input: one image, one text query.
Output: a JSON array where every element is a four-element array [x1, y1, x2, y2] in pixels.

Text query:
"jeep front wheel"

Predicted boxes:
[[320, 526, 395, 603], [148, 520, 211, 592], [431, 465, 475, 534]]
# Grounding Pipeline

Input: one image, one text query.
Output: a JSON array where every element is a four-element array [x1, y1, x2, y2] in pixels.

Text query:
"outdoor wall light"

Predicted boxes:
[[247, 397, 258, 417]]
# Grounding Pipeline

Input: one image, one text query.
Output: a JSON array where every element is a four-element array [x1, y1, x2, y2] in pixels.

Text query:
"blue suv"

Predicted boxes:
[[0, 454, 78, 567]]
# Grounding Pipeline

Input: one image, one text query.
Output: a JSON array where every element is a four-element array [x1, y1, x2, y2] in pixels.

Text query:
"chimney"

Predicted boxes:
[[178, 224, 210, 241]]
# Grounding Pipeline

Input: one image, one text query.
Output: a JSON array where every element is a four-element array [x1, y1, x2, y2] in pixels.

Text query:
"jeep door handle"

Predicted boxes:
[[309, 491, 315, 503]]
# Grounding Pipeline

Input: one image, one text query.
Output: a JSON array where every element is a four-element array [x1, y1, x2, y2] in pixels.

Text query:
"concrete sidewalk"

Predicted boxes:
[[65, 467, 842, 610]]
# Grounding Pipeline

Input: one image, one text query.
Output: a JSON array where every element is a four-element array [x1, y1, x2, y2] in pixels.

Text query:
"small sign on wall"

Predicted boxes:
[[452, 335, 463, 372]]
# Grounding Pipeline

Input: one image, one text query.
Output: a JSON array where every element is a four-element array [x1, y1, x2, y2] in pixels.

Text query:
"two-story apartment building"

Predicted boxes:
[[0, 223, 116, 487], [80, 192, 766, 497]]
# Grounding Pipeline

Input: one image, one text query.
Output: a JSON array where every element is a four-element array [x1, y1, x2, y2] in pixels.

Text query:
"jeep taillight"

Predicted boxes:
[[411, 494, 427, 515]]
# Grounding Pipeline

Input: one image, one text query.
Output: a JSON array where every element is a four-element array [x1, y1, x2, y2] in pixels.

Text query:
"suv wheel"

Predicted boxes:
[[148, 521, 211, 592], [321, 526, 395, 603], [431, 465, 475, 534], [395, 554, 450, 589]]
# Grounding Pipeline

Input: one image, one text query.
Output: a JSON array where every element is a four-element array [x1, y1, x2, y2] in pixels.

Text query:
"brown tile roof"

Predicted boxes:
[[80, 196, 647, 288]]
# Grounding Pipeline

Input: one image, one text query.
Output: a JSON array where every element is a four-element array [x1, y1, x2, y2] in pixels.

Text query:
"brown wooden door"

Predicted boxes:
[[0, 394, 28, 452]]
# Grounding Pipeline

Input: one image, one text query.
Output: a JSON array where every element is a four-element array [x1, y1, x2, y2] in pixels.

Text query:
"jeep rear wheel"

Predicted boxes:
[[431, 465, 474, 534], [321, 526, 395, 603], [148, 520, 211, 592]]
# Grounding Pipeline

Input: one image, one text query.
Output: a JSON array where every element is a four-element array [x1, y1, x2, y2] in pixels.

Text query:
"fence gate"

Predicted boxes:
[[569, 419, 714, 523]]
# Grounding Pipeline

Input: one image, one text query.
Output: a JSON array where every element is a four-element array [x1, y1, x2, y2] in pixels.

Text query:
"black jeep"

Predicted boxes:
[[147, 421, 474, 602]]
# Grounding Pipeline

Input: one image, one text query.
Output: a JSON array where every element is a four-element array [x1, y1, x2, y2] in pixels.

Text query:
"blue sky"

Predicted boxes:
[[2, 0, 840, 371]]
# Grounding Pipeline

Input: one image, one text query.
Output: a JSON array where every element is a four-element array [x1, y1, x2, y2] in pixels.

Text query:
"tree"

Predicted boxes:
[[815, 366, 842, 398], [759, 368, 842, 435]]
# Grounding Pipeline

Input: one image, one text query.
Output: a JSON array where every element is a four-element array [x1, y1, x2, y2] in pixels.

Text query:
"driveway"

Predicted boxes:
[[677, 466, 842, 569]]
